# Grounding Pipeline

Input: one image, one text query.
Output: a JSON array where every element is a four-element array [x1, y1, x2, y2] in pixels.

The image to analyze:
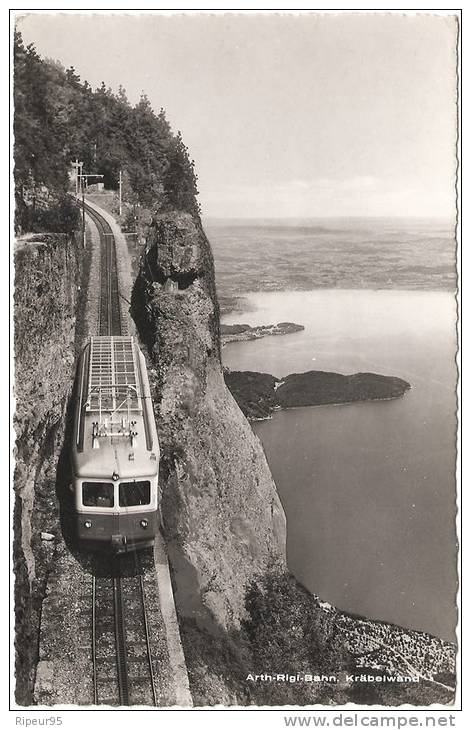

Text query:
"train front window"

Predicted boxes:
[[82, 482, 114, 508], [119, 481, 151, 507]]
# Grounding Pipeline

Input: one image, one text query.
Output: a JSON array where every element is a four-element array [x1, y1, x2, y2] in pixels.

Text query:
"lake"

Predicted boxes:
[[221, 289, 458, 642]]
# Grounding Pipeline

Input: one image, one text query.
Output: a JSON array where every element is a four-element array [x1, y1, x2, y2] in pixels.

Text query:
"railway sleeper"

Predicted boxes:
[[97, 676, 121, 684], [128, 676, 155, 685], [97, 699, 120, 706]]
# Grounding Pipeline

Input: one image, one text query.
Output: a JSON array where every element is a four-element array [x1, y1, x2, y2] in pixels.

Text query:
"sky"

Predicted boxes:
[[16, 11, 458, 219]]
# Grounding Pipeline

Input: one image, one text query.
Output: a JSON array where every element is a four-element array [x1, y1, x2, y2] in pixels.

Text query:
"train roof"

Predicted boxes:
[[88, 336, 142, 412], [72, 336, 159, 480]]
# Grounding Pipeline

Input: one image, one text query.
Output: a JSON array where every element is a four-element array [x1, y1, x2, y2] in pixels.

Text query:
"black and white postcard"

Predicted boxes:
[[9, 7, 462, 723]]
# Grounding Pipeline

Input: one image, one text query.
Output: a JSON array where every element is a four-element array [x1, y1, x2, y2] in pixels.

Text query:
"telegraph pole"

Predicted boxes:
[[72, 159, 83, 194], [81, 174, 85, 249], [119, 169, 122, 216], [137, 203, 141, 246], [73, 164, 103, 249]]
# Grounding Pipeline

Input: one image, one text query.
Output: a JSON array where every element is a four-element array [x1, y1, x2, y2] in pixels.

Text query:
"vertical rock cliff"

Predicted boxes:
[[131, 211, 286, 632], [14, 234, 83, 703]]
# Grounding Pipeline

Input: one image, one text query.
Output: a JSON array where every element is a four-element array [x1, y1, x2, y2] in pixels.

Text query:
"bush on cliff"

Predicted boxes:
[[224, 371, 278, 420], [241, 572, 350, 704], [29, 195, 81, 235], [180, 572, 352, 706]]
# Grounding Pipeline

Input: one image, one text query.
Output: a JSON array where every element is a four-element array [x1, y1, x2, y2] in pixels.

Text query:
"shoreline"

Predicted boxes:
[[221, 288, 456, 321], [248, 391, 411, 422], [221, 287, 456, 316]]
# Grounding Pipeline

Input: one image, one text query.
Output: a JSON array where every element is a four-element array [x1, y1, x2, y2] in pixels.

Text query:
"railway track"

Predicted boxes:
[[83, 201, 159, 706], [91, 554, 159, 706], [84, 202, 122, 336]]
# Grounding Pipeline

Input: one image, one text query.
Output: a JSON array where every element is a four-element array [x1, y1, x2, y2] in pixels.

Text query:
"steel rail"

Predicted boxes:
[[92, 576, 98, 705], [113, 576, 130, 706]]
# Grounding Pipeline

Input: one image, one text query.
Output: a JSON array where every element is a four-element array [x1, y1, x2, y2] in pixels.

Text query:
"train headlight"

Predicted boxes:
[[84, 520, 92, 529], [112, 472, 119, 481], [140, 519, 148, 529]]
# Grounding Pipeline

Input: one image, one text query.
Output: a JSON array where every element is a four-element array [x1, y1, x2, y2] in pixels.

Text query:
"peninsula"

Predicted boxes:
[[221, 321, 304, 346], [225, 369, 411, 420]]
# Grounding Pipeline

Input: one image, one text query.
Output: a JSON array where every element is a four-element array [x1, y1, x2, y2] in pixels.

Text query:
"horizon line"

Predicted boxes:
[[202, 214, 455, 222]]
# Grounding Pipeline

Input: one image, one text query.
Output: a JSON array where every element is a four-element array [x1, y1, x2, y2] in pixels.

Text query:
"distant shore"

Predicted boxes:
[[221, 321, 304, 346]]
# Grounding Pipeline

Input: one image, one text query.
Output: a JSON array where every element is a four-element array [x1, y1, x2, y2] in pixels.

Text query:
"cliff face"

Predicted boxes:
[[14, 234, 82, 704], [131, 212, 286, 631]]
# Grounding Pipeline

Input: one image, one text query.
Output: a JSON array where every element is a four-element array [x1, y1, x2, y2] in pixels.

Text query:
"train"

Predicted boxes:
[[71, 335, 160, 552]]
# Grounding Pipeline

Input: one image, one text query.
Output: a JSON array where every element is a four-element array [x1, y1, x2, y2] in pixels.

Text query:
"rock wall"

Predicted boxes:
[[13, 234, 83, 704], [131, 211, 286, 632]]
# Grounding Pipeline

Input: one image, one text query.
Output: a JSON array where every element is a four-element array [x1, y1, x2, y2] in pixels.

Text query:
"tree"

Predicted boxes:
[[14, 30, 200, 232]]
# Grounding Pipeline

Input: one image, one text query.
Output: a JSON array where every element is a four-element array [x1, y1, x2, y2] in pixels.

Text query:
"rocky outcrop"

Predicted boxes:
[[131, 211, 286, 632], [14, 234, 83, 704]]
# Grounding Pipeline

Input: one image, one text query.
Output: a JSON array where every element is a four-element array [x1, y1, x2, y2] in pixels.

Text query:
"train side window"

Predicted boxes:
[[119, 481, 151, 507], [82, 482, 114, 507]]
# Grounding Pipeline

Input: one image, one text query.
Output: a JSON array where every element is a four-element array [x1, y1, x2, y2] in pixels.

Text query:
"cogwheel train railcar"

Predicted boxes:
[[71, 336, 160, 552]]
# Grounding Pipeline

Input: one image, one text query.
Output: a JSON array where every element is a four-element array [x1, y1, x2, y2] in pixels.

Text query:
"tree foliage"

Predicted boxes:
[[241, 572, 351, 703], [14, 31, 199, 232]]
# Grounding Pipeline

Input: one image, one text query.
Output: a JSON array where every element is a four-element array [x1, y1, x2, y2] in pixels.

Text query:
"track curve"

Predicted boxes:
[[84, 202, 122, 336]]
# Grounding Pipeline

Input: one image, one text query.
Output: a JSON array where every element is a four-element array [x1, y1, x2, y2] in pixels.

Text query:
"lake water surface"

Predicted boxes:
[[222, 289, 457, 642]]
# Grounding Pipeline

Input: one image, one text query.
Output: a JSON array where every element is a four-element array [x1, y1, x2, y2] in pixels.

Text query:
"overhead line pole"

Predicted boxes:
[[82, 175, 85, 249], [77, 169, 104, 249]]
